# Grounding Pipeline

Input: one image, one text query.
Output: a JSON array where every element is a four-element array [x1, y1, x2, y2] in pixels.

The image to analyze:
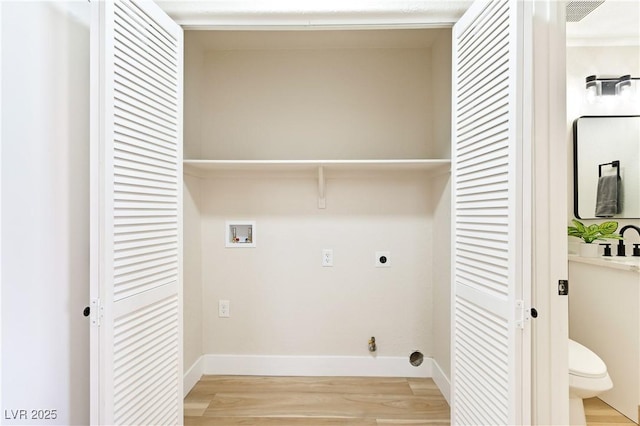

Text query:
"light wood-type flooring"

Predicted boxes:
[[184, 375, 636, 425], [184, 376, 450, 425], [584, 398, 636, 425]]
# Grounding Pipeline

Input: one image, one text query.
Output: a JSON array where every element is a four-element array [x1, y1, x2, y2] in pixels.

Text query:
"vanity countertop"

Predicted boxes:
[[568, 254, 640, 273]]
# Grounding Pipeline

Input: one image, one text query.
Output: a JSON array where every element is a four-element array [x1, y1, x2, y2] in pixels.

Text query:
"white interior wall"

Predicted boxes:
[[429, 29, 452, 385], [431, 30, 452, 159], [198, 31, 443, 161], [566, 45, 640, 242], [430, 173, 451, 384], [182, 29, 452, 377], [0, 1, 3, 407], [184, 33, 204, 159], [200, 172, 434, 359], [183, 175, 203, 373], [1, 2, 89, 424], [568, 261, 639, 422], [183, 32, 204, 376]]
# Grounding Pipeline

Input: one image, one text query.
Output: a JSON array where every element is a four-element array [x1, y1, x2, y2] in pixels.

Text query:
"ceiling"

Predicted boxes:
[[566, 0, 640, 46], [157, 1, 639, 47], [156, 1, 473, 28]]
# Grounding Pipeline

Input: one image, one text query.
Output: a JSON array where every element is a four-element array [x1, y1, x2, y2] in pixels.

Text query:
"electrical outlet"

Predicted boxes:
[[218, 300, 230, 318], [375, 251, 391, 267], [322, 249, 333, 267]]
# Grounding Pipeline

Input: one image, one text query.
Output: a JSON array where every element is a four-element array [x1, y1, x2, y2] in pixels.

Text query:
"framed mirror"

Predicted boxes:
[[573, 115, 640, 219]]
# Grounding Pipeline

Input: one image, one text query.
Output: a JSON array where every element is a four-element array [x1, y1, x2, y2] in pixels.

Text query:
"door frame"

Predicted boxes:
[[155, 1, 569, 423], [529, 1, 569, 424]]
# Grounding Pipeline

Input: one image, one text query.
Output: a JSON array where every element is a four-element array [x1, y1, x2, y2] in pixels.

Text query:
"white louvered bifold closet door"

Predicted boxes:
[[451, 0, 531, 424], [90, 1, 183, 424]]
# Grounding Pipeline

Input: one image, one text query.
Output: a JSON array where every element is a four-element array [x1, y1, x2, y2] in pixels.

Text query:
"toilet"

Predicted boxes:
[[569, 339, 613, 425]]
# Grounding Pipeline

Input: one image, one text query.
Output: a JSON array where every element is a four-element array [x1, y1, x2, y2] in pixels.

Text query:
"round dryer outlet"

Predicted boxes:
[[375, 251, 391, 268]]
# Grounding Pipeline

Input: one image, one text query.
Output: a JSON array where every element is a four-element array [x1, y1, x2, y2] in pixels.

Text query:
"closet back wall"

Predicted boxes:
[[203, 49, 430, 159], [186, 29, 450, 159], [201, 173, 434, 357], [183, 29, 451, 374]]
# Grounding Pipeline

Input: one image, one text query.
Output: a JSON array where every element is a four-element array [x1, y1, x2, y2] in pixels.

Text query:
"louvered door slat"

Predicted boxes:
[[115, 188, 177, 200], [115, 166, 177, 184], [113, 241, 177, 261], [118, 1, 177, 62], [115, 94, 177, 130], [452, 0, 529, 424], [115, 216, 177, 226], [116, 83, 178, 120], [115, 226, 177, 239], [457, 102, 509, 137], [114, 53, 177, 102], [456, 121, 509, 151], [91, 0, 182, 424], [113, 15, 177, 80], [115, 187, 177, 201], [457, 7, 502, 61], [115, 110, 177, 141], [458, 28, 510, 82], [457, 78, 509, 118], [459, 38, 509, 87], [112, 293, 179, 424], [116, 64, 178, 109], [115, 134, 177, 161]]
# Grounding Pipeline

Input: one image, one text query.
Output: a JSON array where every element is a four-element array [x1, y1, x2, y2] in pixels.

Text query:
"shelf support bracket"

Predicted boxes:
[[318, 166, 326, 209]]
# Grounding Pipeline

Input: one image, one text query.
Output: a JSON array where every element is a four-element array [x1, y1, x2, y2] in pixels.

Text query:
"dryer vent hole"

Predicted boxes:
[[409, 351, 424, 367]]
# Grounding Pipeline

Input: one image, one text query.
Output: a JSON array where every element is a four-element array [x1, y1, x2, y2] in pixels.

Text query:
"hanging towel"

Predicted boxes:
[[595, 174, 620, 217]]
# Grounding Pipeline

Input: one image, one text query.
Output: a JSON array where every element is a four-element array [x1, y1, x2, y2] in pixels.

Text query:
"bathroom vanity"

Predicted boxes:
[[569, 255, 640, 423]]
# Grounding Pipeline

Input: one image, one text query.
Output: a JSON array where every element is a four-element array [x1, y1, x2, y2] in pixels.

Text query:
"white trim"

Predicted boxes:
[[183, 160, 451, 181], [0, 1, 3, 412], [183, 356, 205, 397], [186, 354, 453, 402], [531, 1, 570, 425], [184, 23, 454, 31], [88, 2, 101, 423], [201, 354, 432, 378], [157, 4, 466, 29], [431, 359, 451, 405]]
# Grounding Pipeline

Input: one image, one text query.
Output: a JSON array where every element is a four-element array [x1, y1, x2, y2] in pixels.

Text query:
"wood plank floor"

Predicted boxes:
[[184, 376, 451, 425], [185, 376, 636, 425], [585, 398, 636, 425]]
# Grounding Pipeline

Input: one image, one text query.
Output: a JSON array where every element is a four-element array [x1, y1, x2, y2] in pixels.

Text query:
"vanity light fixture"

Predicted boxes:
[[585, 74, 638, 100], [615, 75, 633, 98]]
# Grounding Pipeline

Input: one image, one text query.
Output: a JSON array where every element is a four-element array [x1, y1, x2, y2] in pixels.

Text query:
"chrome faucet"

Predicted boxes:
[[616, 225, 640, 257]]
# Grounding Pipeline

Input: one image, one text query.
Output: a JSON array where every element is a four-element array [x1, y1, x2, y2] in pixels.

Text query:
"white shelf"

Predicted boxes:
[[183, 159, 451, 209], [183, 159, 451, 176]]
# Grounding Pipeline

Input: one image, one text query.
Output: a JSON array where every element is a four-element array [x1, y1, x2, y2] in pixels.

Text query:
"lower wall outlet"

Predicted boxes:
[[322, 249, 334, 267], [218, 300, 230, 318]]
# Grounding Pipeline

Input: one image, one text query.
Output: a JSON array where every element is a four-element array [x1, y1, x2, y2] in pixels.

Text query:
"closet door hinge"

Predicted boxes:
[[515, 300, 530, 329], [90, 298, 102, 327]]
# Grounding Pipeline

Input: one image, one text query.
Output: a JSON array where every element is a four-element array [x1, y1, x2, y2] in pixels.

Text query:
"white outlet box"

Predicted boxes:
[[218, 300, 230, 318], [375, 251, 391, 267], [322, 249, 333, 267]]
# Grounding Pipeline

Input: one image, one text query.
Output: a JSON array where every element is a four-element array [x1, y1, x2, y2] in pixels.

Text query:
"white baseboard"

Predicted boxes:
[[431, 359, 451, 404], [201, 354, 433, 378], [185, 354, 452, 402], [183, 356, 204, 397]]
